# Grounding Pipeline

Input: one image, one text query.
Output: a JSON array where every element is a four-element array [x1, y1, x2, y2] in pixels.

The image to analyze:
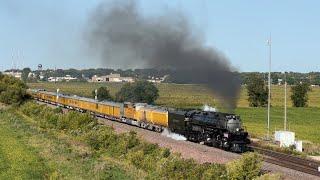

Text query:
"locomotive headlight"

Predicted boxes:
[[236, 128, 239, 132]]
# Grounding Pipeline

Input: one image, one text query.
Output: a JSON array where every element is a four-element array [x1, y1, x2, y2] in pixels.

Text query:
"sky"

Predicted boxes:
[[0, 0, 319, 72]]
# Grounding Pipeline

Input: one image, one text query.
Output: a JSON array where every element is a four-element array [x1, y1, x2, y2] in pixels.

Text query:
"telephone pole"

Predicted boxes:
[[284, 72, 287, 131], [267, 36, 272, 140]]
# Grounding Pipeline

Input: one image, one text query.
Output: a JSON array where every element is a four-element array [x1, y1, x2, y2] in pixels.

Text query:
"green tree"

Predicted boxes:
[[116, 81, 159, 104], [246, 74, 268, 107], [291, 82, 311, 107], [0, 75, 28, 104], [92, 86, 112, 101], [21, 67, 31, 82]]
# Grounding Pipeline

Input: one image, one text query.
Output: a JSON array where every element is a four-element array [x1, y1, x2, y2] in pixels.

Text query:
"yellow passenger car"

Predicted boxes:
[[133, 104, 169, 127]]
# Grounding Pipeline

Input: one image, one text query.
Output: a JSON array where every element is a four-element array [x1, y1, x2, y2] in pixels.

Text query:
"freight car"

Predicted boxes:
[[28, 89, 250, 152]]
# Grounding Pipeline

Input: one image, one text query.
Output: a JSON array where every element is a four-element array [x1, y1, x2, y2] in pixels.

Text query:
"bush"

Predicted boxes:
[[0, 75, 28, 105], [227, 152, 262, 180], [202, 163, 228, 180], [85, 126, 117, 150], [116, 81, 159, 104], [256, 173, 282, 180]]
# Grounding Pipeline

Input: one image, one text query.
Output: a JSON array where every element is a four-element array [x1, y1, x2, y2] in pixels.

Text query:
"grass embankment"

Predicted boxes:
[[0, 107, 138, 179], [0, 102, 278, 179], [29, 82, 320, 145], [0, 113, 48, 179]]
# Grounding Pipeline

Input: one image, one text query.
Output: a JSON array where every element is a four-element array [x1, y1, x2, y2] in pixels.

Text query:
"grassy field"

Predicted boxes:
[[28, 82, 320, 108], [28, 82, 320, 145], [0, 107, 141, 179], [236, 107, 320, 143]]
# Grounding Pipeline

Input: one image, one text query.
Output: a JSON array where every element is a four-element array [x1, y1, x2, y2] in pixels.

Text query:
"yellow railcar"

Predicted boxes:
[[29, 89, 168, 129], [43, 93, 57, 103], [150, 109, 168, 127], [124, 103, 135, 119], [79, 99, 98, 112], [134, 104, 147, 121], [132, 104, 169, 127], [98, 101, 123, 118], [57, 96, 68, 106]]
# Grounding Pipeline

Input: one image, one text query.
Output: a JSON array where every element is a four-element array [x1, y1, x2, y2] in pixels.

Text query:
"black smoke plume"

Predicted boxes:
[[86, 1, 241, 110]]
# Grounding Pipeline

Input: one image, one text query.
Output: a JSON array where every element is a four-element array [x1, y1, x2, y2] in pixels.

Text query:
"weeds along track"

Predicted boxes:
[[252, 146, 320, 177]]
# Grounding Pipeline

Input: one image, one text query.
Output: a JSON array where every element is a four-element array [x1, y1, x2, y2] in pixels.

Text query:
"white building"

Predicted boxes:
[[147, 75, 168, 83], [3, 71, 22, 79], [91, 73, 134, 83], [48, 75, 77, 82]]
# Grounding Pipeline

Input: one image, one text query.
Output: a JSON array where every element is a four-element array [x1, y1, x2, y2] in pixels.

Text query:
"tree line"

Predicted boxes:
[[246, 73, 311, 107], [8, 67, 320, 85], [0, 71, 313, 108]]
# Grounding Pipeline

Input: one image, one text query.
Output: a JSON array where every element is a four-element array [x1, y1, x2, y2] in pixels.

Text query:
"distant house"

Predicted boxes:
[[48, 75, 77, 82], [147, 75, 168, 83], [91, 73, 134, 82], [3, 71, 22, 80]]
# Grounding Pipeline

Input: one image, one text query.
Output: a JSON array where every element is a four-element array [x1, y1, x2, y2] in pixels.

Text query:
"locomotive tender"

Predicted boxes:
[[28, 89, 250, 152]]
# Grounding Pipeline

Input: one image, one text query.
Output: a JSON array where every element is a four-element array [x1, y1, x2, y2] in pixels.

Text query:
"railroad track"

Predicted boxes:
[[251, 146, 320, 177]]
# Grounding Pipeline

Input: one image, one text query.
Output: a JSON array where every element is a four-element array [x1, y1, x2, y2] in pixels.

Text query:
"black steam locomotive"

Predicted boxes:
[[168, 110, 250, 152]]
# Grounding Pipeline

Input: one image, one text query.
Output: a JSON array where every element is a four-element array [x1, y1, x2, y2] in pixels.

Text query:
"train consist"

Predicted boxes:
[[28, 89, 250, 152]]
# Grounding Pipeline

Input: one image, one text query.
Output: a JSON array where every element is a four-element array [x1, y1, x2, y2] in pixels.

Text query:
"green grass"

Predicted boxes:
[[28, 82, 320, 145], [0, 108, 139, 179], [0, 111, 49, 179], [236, 107, 320, 143]]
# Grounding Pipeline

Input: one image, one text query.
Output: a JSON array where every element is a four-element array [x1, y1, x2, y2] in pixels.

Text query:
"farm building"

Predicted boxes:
[[91, 73, 134, 83]]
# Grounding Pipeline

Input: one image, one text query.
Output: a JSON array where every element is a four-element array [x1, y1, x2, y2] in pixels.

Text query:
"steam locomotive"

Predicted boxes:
[[28, 89, 250, 153], [169, 110, 250, 152]]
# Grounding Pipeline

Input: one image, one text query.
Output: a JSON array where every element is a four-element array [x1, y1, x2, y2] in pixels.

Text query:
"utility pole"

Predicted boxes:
[[284, 72, 287, 131], [267, 36, 272, 140]]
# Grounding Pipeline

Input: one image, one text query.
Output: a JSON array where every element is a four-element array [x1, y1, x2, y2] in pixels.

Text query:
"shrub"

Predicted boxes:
[[85, 126, 118, 150], [255, 173, 282, 180], [158, 157, 203, 179], [0, 75, 28, 105], [227, 152, 262, 180], [202, 163, 228, 180]]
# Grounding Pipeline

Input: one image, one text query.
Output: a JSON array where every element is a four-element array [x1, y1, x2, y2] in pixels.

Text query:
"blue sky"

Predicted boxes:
[[1, 0, 319, 72]]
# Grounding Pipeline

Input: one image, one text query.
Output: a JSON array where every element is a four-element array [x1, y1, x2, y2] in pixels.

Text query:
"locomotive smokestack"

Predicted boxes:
[[86, 1, 241, 110]]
